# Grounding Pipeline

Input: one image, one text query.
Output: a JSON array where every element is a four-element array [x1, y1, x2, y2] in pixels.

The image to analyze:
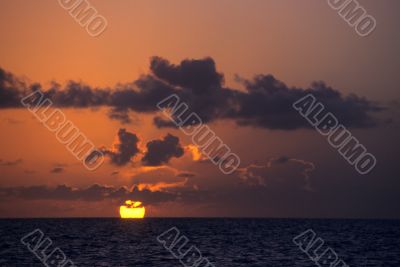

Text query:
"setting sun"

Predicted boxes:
[[119, 200, 146, 219]]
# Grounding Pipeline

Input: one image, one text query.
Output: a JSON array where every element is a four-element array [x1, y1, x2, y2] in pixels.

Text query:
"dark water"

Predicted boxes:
[[0, 218, 399, 266]]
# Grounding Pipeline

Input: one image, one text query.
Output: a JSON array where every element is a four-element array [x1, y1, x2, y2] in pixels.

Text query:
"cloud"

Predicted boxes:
[[233, 76, 383, 129], [50, 167, 64, 174], [102, 130, 189, 167], [0, 159, 22, 166], [131, 166, 193, 191], [150, 56, 224, 94], [42, 81, 111, 108], [107, 107, 132, 124], [0, 184, 178, 205], [103, 128, 140, 166], [0, 57, 383, 129], [142, 134, 184, 166], [0, 68, 26, 108], [176, 172, 196, 178], [238, 156, 316, 191]]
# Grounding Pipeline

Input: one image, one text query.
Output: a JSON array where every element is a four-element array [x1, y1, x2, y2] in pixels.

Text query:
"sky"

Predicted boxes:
[[0, 0, 399, 218]]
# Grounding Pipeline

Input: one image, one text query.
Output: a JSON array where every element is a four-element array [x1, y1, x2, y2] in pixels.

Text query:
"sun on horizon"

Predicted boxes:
[[119, 200, 146, 219]]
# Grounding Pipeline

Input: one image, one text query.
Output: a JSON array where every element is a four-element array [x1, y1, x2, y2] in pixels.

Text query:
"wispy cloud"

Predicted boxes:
[[0, 158, 22, 166]]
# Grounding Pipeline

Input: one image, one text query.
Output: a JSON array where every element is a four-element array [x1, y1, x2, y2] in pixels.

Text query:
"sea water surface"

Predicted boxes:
[[0, 218, 399, 266]]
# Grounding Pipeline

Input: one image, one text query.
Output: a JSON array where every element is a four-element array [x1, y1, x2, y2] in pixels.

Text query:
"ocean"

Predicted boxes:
[[0, 218, 399, 266]]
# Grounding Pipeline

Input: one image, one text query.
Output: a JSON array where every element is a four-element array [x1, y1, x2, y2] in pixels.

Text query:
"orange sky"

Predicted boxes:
[[0, 0, 399, 99], [0, 0, 399, 218]]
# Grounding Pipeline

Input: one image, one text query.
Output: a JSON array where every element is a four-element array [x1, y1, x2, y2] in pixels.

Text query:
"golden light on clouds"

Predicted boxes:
[[186, 145, 205, 161], [119, 200, 145, 219]]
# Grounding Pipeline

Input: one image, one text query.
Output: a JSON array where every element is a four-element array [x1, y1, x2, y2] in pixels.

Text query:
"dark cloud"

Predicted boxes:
[[44, 81, 111, 107], [110, 75, 175, 113], [238, 157, 315, 191], [108, 107, 132, 124], [142, 134, 184, 166], [0, 159, 22, 166], [103, 128, 140, 165], [0, 57, 383, 129], [153, 116, 178, 128], [150, 56, 224, 94], [233, 77, 383, 129], [102, 130, 185, 167], [50, 167, 64, 174], [0, 184, 177, 205], [176, 172, 196, 178], [271, 156, 290, 164], [0, 68, 26, 108]]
